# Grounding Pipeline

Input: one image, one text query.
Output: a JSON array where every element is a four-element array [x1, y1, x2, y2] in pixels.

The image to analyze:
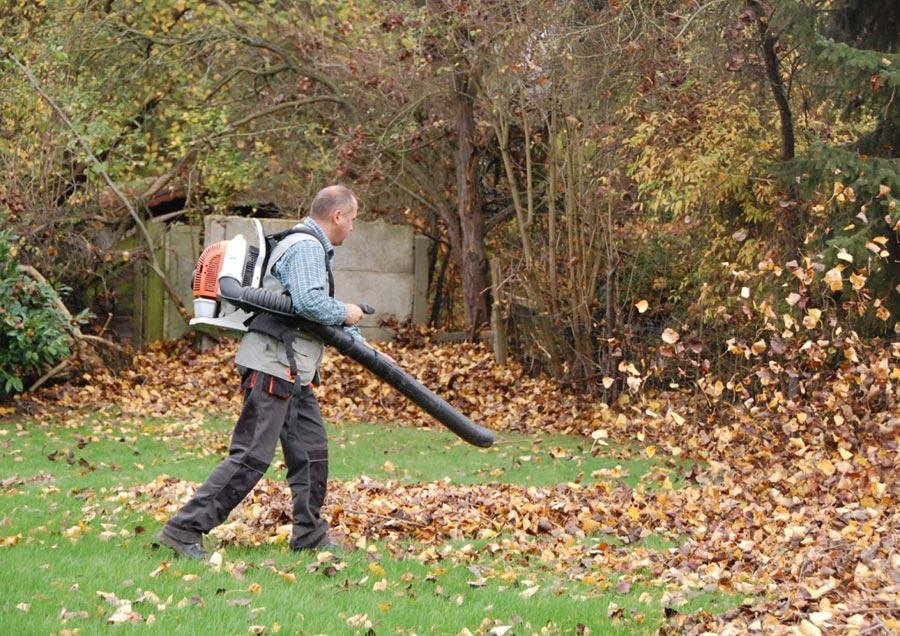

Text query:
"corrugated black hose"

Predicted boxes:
[[218, 276, 495, 448]]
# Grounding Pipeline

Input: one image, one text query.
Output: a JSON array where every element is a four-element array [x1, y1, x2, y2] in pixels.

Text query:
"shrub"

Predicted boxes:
[[0, 231, 72, 398]]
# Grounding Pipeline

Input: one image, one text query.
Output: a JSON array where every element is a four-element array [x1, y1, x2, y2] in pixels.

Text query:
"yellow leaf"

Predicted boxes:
[[817, 459, 835, 476], [702, 379, 724, 398], [824, 267, 844, 291], [799, 619, 823, 636], [247, 583, 262, 594], [806, 580, 836, 599], [644, 445, 656, 458], [661, 328, 680, 344], [802, 308, 821, 329], [581, 518, 601, 533], [627, 506, 640, 521], [751, 340, 767, 355], [149, 562, 169, 578], [383, 461, 395, 473], [635, 299, 649, 313], [368, 563, 386, 577], [809, 611, 833, 627], [519, 586, 540, 598]]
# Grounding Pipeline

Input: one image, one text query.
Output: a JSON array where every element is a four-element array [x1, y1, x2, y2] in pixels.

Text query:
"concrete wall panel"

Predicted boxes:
[[201, 215, 422, 339]]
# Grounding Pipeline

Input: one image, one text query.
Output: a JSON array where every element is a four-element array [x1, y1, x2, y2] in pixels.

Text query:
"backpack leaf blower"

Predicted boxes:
[[190, 221, 495, 448]]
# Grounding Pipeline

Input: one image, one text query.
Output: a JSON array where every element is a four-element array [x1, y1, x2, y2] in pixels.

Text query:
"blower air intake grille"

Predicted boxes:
[[192, 241, 229, 299], [243, 245, 259, 287]]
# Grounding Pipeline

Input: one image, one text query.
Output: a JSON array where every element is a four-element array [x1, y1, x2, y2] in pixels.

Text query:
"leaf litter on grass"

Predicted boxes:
[[7, 335, 899, 634]]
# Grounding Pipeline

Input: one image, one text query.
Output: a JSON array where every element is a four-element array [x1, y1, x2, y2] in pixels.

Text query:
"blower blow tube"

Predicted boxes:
[[217, 275, 495, 448]]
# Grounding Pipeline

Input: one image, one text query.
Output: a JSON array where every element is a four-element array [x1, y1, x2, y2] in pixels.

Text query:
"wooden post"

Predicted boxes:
[[412, 235, 430, 325], [161, 223, 201, 340], [142, 221, 165, 344], [490, 258, 508, 365]]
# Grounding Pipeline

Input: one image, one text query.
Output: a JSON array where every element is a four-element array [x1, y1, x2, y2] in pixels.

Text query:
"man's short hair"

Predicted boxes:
[[310, 185, 356, 219]]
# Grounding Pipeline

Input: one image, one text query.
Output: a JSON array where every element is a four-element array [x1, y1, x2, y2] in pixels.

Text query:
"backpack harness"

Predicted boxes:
[[245, 225, 334, 379]]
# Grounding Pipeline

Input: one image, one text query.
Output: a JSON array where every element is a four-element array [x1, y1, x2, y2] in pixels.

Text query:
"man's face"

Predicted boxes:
[[331, 198, 358, 246]]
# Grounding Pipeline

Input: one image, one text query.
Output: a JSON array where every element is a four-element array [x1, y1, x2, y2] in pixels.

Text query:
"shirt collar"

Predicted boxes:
[[300, 217, 335, 257]]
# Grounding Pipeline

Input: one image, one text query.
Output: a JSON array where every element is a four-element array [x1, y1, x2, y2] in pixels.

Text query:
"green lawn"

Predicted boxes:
[[0, 412, 738, 635]]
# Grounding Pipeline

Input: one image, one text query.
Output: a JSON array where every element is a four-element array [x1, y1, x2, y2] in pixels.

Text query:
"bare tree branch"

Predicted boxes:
[[211, 0, 352, 111], [18, 264, 130, 393]]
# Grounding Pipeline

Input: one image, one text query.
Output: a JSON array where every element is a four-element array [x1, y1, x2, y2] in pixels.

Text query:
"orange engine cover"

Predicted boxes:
[[193, 241, 229, 299]]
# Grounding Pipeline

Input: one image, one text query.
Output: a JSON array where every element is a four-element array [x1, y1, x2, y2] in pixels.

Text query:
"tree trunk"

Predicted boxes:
[[748, 0, 794, 161], [452, 65, 490, 334]]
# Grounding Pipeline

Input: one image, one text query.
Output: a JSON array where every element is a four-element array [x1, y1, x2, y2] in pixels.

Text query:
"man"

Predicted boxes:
[[157, 184, 364, 558]]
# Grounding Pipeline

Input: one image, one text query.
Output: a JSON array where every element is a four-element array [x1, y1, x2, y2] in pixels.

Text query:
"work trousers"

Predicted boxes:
[[162, 370, 329, 550]]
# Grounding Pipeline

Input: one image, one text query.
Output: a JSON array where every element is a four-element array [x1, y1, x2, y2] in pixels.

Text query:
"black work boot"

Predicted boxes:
[[155, 528, 209, 560], [292, 533, 343, 554]]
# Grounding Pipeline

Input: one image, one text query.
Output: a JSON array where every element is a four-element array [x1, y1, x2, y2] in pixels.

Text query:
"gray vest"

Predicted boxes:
[[234, 232, 326, 383]]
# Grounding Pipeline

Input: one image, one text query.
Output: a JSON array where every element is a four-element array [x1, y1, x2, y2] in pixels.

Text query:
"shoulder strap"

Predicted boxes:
[[267, 226, 334, 297]]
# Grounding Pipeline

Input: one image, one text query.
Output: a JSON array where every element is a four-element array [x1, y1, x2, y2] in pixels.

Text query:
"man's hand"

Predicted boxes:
[[344, 303, 364, 325]]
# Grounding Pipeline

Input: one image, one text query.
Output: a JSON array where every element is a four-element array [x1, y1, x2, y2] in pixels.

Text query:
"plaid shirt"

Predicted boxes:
[[273, 217, 363, 341]]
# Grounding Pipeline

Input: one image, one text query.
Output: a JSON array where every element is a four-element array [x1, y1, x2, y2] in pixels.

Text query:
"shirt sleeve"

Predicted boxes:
[[273, 239, 347, 326]]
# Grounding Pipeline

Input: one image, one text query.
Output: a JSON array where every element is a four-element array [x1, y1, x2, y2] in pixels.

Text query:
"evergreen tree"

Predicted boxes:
[[773, 0, 899, 327]]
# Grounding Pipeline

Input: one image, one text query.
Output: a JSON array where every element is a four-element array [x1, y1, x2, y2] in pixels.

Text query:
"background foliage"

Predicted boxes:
[[1, 0, 897, 396], [0, 231, 73, 396]]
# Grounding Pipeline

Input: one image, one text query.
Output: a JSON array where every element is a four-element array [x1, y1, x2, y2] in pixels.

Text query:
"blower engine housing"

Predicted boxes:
[[189, 219, 265, 337]]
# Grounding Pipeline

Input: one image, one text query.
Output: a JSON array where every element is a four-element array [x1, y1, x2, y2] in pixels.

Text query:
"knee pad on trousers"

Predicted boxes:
[[308, 449, 328, 514], [214, 457, 270, 512]]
